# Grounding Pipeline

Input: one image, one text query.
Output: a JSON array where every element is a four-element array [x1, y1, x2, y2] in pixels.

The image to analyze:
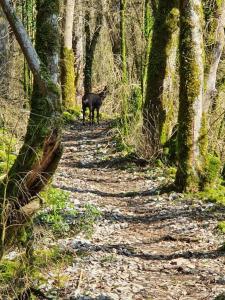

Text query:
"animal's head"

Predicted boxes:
[[99, 86, 109, 99]]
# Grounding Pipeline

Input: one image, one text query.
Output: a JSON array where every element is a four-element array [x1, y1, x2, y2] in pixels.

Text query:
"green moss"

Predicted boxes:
[[198, 185, 225, 204], [63, 107, 80, 124], [63, 112, 75, 124], [202, 154, 221, 189], [218, 221, 225, 233], [34, 246, 73, 267], [166, 166, 177, 178], [0, 259, 22, 284], [62, 48, 76, 109], [0, 130, 17, 177], [199, 113, 208, 158], [35, 0, 60, 68]]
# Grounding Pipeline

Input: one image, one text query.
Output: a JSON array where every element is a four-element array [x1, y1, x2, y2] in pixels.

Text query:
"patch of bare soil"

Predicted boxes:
[[53, 121, 225, 300]]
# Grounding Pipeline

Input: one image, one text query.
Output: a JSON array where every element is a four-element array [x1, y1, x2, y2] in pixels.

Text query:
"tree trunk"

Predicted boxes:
[[73, 0, 84, 102], [62, 0, 76, 109], [0, 0, 62, 256], [106, 4, 120, 69], [0, 7, 9, 98], [142, 0, 153, 99], [175, 0, 205, 192], [120, 0, 127, 83], [84, 3, 103, 94], [22, 0, 34, 98], [143, 0, 179, 156], [204, 0, 225, 112]]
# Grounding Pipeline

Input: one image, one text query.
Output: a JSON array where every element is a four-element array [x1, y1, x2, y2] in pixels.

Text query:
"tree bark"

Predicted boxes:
[[120, 0, 127, 83], [0, 0, 62, 256], [73, 0, 84, 101], [84, 2, 103, 94], [142, 0, 153, 99], [62, 0, 76, 109], [204, 0, 225, 112], [175, 0, 205, 192], [0, 7, 9, 98], [105, 3, 121, 69], [143, 0, 180, 156]]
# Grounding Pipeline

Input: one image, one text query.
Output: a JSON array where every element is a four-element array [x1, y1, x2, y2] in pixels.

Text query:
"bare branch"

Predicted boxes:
[[0, 0, 45, 90]]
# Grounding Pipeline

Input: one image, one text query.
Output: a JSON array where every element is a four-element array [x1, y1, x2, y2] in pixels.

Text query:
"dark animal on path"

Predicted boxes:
[[82, 86, 108, 125]]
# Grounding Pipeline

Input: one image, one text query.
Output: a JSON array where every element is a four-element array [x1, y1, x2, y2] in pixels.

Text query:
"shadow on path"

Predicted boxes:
[[72, 241, 225, 261]]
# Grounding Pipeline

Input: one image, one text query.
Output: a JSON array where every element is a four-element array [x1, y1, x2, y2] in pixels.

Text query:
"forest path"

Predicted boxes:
[[53, 121, 225, 300]]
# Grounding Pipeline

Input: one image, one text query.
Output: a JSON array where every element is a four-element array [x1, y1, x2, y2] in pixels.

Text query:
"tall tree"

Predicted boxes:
[[62, 0, 76, 109], [73, 0, 84, 101], [84, 1, 103, 93], [204, 0, 225, 112], [143, 0, 180, 156], [106, 1, 121, 68], [142, 0, 153, 98], [0, 0, 62, 256], [175, 0, 205, 192], [21, 0, 35, 98], [120, 0, 127, 83], [0, 7, 9, 99]]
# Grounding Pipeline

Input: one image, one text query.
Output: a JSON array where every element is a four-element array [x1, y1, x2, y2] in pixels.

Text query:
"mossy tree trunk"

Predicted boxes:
[[204, 0, 225, 112], [62, 0, 76, 109], [143, 0, 180, 156], [0, 0, 62, 256], [175, 0, 205, 192], [119, 0, 130, 135], [84, 3, 103, 94]]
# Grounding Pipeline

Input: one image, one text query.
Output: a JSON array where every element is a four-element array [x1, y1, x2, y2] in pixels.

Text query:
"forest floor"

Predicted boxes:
[[52, 121, 225, 300]]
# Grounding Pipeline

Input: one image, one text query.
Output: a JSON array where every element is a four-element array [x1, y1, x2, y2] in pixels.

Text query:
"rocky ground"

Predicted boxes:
[[52, 121, 225, 300]]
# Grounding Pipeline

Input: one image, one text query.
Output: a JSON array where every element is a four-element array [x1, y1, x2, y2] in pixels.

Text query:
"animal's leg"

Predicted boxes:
[[82, 107, 86, 125], [89, 107, 92, 124], [97, 108, 100, 125], [91, 108, 95, 125]]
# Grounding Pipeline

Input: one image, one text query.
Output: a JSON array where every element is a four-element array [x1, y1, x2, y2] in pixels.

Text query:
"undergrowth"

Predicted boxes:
[[37, 186, 101, 237], [63, 106, 81, 124], [0, 185, 101, 297], [0, 246, 73, 298], [0, 128, 17, 177]]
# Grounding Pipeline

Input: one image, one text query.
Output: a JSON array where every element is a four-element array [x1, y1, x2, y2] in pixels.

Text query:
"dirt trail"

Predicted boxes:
[[54, 121, 225, 300]]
